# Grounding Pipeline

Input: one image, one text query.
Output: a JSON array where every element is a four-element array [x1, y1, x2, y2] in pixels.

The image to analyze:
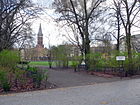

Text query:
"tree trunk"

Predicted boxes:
[[116, 13, 120, 51], [84, 32, 90, 70], [126, 28, 133, 75]]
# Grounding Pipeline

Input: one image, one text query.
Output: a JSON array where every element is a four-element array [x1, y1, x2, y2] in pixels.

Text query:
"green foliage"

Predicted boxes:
[[87, 52, 103, 70], [88, 50, 140, 73], [111, 51, 140, 71], [14, 68, 26, 85], [29, 61, 55, 66], [71, 56, 82, 71], [130, 52, 140, 71], [0, 67, 11, 91], [0, 50, 20, 68], [71, 61, 79, 68], [27, 66, 38, 72], [51, 45, 71, 68], [0, 50, 50, 92], [27, 67, 48, 88], [87, 51, 122, 70]]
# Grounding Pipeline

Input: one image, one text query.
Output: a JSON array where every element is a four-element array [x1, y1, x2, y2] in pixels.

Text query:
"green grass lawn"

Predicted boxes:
[[29, 61, 54, 66], [29, 61, 75, 66]]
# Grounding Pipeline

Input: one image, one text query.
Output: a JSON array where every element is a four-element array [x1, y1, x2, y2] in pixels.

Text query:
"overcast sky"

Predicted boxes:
[[31, 0, 140, 48], [31, 0, 69, 48]]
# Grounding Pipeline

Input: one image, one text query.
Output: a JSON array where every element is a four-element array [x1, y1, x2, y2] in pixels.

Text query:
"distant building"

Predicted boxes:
[[32, 24, 47, 60], [21, 24, 48, 61], [120, 34, 140, 52], [90, 44, 116, 54], [36, 24, 44, 48], [65, 44, 81, 57], [57, 44, 81, 57]]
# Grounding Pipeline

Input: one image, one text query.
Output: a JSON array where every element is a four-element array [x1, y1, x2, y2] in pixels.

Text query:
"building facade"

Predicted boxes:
[[33, 24, 47, 60], [36, 24, 44, 48], [120, 34, 140, 52], [21, 24, 48, 61]]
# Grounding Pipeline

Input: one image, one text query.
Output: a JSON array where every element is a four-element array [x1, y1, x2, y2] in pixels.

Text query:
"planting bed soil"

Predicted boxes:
[[0, 78, 57, 95]]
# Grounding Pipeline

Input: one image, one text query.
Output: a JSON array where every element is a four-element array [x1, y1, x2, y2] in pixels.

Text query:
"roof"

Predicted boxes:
[[38, 23, 43, 36]]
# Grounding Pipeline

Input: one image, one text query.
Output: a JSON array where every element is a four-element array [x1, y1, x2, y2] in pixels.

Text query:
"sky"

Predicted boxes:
[[31, 0, 70, 48], [31, 0, 140, 48]]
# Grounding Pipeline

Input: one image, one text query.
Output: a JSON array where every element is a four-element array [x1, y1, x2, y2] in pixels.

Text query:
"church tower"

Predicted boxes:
[[36, 24, 44, 48]]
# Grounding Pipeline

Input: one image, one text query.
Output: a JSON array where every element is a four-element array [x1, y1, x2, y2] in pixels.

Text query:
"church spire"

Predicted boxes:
[[36, 23, 44, 48], [38, 23, 43, 36]]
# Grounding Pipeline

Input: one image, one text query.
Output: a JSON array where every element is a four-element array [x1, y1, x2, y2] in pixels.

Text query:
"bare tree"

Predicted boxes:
[[113, 0, 121, 51], [115, 0, 140, 73], [53, 0, 105, 70], [62, 25, 83, 57], [108, 0, 123, 51], [0, 0, 38, 51]]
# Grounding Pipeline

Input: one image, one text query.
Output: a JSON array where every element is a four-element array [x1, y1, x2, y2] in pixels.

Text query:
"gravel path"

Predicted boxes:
[[39, 66, 126, 88], [0, 79, 140, 105]]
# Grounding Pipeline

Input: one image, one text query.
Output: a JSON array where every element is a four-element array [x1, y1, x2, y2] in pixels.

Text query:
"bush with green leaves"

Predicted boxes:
[[0, 50, 27, 91], [77, 50, 140, 74], [14, 68, 27, 87], [27, 67, 48, 88], [108, 51, 140, 71], [0, 50, 20, 69], [87, 53, 104, 71], [51, 45, 70, 68], [87, 51, 126, 71], [0, 67, 11, 91], [132, 53, 140, 71], [71, 56, 82, 71], [102, 51, 140, 74]]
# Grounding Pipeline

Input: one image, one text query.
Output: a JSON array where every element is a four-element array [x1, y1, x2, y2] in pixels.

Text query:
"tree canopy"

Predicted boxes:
[[0, 0, 38, 51]]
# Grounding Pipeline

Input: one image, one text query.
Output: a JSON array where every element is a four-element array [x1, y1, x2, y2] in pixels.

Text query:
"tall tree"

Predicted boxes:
[[62, 25, 83, 57], [117, 0, 140, 73], [53, 0, 105, 70], [109, 0, 122, 51], [0, 0, 38, 51]]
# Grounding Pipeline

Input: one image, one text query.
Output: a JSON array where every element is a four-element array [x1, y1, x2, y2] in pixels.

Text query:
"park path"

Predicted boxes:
[[0, 78, 140, 105], [38, 66, 125, 88]]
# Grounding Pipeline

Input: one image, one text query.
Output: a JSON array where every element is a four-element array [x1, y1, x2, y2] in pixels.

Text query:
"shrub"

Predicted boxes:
[[71, 56, 82, 71], [71, 61, 79, 68], [87, 53, 103, 71], [0, 67, 11, 91], [27, 67, 48, 88], [0, 50, 20, 69], [14, 68, 27, 87], [81, 50, 140, 75], [55, 54, 69, 68]]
